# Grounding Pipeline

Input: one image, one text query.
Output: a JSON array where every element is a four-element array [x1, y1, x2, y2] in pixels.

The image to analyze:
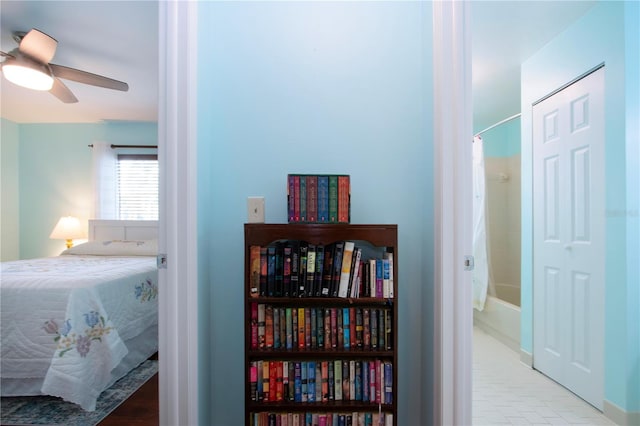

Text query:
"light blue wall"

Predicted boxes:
[[197, 2, 433, 425], [1, 118, 20, 261], [521, 1, 639, 412], [478, 117, 521, 158], [18, 121, 157, 259]]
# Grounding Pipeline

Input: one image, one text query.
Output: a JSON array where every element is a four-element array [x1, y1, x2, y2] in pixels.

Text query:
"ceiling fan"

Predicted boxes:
[[0, 28, 128, 103]]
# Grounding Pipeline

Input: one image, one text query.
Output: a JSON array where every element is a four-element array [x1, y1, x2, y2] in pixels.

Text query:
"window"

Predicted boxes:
[[117, 154, 159, 220]]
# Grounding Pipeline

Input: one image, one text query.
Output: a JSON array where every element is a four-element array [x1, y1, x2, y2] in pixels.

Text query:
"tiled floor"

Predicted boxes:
[[473, 327, 614, 425]]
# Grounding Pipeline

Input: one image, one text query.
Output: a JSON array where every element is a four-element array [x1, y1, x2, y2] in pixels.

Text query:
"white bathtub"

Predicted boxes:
[[473, 285, 520, 353]]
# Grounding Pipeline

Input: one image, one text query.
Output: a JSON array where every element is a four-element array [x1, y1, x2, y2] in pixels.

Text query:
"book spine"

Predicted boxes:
[[297, 307, 305, 349], [251, 303, 258, 349], [328, 359, 335, 401], [293, 175, 300, 222], [330, 242, 344, 297], [249, 245, 261, 297], [267, 246, 276, 297], [310, 307, 317, 349], [385, 309, 393, 350], [294, 361, 302, 402], [370, 308, 377, 350], [298, 243, 308, 297], [384, 361, 393, 404], [273, 307, 280, 349], [299, 176, 307, 222], [282, 360, 289, 402], [321, 243, 334, 297], [275, 243, 284, 297], [355, 307, 363, 348], [260, 247, 268, 297], [375, 259, 383, 299], [317, 175, 329, 223], [362, 360, 369, 402], [316, 308, 324, 349], [285, 307, 293, 349], [363, 308, 371, 350], [250, 361, 258, 401], [337, 242, 355, 298], [324, 307, 332, 349], [307, 361, 316, 402], [382, 257, 390, 299], [265, 305, 274, 349], [258, 304, 266, 349], [304, 307, 311, 349], [275, 361, 283, 402], [314, 245, 324, 297], [330, 308, 338, 348], [306, 175, 318, 223], [321, 361, 329, 402], [349, 248, 362, 298], [342, 307, 350, 349], [328, 175, 338, 223], [288, 174, 295, 223], [342, 360, 350, 401], [305, 244, 316, 298], [385, 252, 394, 299], [262, 361, 270, 402], [334, 360, 342, 401], [283, 246, 292, 297], [290, 242, 299, 298], [350, 307, 357, 349], [369, 259, 376, 299], [315, 362, 322, 402], [337, 308, 344, 349], [257, 360, 263, 401], [301, 361, 308, 402], [338, 175, 350, 223], [292, 306, 298, 349], [355, 360, 362, 401]]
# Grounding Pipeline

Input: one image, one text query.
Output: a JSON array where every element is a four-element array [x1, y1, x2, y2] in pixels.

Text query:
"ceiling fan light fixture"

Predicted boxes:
[[2, 56, 54, 91]]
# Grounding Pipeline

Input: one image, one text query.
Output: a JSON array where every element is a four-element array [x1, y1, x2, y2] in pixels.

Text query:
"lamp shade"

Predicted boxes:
[[50, 216, 86, 240]]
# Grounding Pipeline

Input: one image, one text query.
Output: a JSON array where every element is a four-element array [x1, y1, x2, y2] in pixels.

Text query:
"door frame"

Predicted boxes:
[[432, 1, 473, 425], [158, 1, 199, 425]]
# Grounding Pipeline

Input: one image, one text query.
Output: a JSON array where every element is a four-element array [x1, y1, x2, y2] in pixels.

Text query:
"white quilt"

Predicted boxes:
[[1, 255, 158, 411]]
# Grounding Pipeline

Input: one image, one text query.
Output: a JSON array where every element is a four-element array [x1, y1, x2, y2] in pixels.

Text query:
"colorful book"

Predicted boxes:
[[313, 245, 324, 297], [257, 304, 266, 348], [317, 175, 329, 223], [285, 307, 293, 349], [283, 245, 292, 297], [321, 243, 334, 297], [337, 175, 350, 223], [294, 361, 302, 402], [297, 307, 305, 349], [306, 175, 318, 223], [275, 243, 284, 297], [299, 175, 307, 222], [342, 307, 350, 349], [334, 360, 342, 401], [290, 242, 300, 297], [267, 245, 276, 297], [305, 244, 316, 297], [330, 242, 344, 297], [262, 361, 270, 402], [259, 247, 268, 296], [288, 174, 296, 222], [250, 361, 258, 401], [298, 243, 308, 297], [337, 242, 355, 298], [384, 361, 393, 404], [250, 303, 258, 349], [249, 245, 261, 297], [382, 257, 390, 299], [328, 175, 338, 223], [273, 307, 280, 349], [307, 361, 316, 402], [384, 252, 394, 299], [265, 305, 274, 348], [293, 175, 300, 222]]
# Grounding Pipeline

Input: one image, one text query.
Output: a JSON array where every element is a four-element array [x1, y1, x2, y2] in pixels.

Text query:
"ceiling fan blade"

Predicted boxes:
[[49, 77, 78, 103], [50, 63, 129, 92], [19, 29, 57, 63]]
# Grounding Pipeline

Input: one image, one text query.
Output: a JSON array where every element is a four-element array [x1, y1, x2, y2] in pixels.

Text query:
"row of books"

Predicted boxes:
[[251, 305, 393, 351], [249, 241, 394, 299], [250, 411, 394, 426], [249, 359, 393, 405], [287, 174, 350, 223]]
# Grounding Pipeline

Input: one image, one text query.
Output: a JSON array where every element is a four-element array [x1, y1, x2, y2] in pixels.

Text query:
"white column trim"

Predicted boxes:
[[158, 2, 199, 425], [432, 1, 473, 425]]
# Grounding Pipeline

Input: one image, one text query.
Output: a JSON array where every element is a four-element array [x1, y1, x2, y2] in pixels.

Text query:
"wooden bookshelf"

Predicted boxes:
[[244, 224, 398, 426]]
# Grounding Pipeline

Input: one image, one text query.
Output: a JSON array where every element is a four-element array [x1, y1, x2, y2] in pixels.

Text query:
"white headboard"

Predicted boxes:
[[88, 220, 159, 241]]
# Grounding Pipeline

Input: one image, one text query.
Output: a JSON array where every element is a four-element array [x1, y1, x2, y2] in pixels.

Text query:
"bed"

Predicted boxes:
[[0, 220, 159, 411]]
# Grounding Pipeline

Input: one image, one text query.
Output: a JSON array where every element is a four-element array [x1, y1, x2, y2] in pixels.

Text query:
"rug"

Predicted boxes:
[[0, 359, 158, 426]]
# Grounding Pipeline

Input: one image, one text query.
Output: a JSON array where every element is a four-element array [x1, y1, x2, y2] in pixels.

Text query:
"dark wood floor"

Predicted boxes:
[[98, 373, 158, 426]]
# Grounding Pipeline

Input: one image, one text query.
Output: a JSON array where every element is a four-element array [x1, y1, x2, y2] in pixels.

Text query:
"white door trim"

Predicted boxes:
[[158, 2, 199, 425], [432, 1, 473, 425]]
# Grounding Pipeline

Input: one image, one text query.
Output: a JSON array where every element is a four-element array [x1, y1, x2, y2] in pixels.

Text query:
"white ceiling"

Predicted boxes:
[[1, 1, 595, 127]]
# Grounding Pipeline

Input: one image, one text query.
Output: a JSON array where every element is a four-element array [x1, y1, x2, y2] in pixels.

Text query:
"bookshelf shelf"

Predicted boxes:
[[244, 223, 398, 426]]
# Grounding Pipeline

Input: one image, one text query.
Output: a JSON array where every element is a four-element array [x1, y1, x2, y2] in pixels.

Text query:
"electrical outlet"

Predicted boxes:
[[247, 197, 265, 223]]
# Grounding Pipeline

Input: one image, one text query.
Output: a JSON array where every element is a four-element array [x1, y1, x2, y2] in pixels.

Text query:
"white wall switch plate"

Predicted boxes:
[[247, 196, 265, 223]]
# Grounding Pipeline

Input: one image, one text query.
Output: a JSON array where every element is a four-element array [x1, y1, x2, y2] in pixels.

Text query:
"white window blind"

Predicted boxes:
[[117, 154, 159, 220]]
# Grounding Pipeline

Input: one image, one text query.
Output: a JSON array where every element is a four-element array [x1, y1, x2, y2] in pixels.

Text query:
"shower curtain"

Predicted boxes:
[[472, 135, 490, 311]]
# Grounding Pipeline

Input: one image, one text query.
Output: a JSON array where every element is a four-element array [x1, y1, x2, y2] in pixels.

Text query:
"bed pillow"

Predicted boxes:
[[62, 239, 158, 256]]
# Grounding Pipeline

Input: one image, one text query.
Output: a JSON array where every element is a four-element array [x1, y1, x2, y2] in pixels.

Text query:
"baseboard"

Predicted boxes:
[[520, 349, 532, 368], [604, 400, 640, 426]]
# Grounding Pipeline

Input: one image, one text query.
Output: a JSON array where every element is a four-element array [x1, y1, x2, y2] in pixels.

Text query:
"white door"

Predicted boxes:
[[532, 67, 605, 409]]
